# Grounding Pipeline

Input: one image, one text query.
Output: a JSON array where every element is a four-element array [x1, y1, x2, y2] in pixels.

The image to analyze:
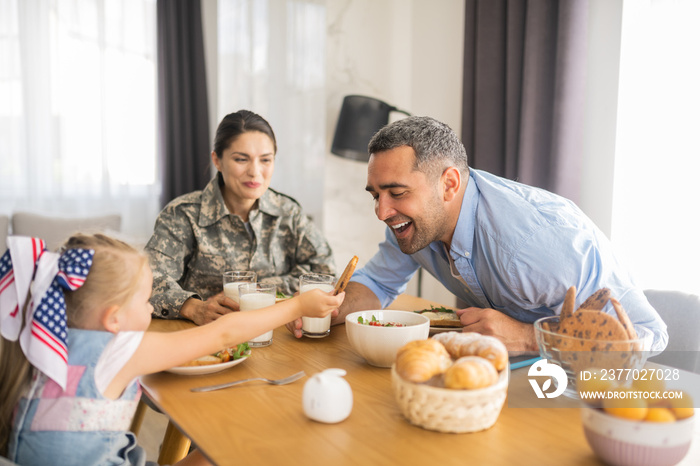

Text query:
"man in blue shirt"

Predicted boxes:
[[333, 116, 667, 352]]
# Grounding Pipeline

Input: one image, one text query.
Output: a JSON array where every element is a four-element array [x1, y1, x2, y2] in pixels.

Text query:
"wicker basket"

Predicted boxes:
[[391, 364, 509, 434]]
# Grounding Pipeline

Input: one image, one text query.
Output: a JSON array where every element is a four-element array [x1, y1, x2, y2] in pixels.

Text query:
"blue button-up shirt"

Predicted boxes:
[[352, 169, 668, 351]]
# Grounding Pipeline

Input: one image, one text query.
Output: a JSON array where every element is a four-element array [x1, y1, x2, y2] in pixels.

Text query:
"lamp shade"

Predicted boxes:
[[331, 95, 403, 162]]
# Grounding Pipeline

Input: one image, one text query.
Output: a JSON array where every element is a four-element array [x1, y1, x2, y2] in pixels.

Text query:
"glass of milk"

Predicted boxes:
[[223, 271, 257, 304], [299, 273, 336, 338], [238, 282, 276, 347]]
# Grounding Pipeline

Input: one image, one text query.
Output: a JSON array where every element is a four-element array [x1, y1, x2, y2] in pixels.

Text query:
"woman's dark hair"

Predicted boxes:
[[213, 110, 277, 158]]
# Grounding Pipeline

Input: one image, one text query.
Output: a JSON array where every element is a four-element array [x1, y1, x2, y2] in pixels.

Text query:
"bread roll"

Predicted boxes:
[[395, 339, 452, 383], [432, 332, 508, 371], [396, 338, 446, 358], [444, 356, 499, 389]]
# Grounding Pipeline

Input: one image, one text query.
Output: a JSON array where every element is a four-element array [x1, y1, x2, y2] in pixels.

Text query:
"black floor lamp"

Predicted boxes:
[[330, 95, 423, 297], [331, 95, 410, 162]]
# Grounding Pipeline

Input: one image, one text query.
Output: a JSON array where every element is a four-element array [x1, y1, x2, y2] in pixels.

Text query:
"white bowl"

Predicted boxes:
[[345, 310, 430, 368], [582, 407, 694, 466]]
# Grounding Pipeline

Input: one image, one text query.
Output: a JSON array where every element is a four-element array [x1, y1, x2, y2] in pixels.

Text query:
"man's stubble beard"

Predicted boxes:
[[395, 195, 447, 255]]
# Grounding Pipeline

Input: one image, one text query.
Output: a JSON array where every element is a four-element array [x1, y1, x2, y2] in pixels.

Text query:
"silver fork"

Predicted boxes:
[[190, 371, 306, 393]]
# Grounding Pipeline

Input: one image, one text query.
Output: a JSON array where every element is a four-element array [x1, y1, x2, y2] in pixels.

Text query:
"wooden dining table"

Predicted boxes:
[[141, 295, 700, 466]]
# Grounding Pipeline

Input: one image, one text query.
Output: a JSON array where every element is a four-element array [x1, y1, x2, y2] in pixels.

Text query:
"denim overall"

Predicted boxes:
[[8, 329, 147, 465]]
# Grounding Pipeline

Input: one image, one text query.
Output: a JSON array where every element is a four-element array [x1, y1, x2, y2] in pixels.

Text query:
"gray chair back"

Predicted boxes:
[[0, 215, 8, 253], [645, 289, 700, 373], [11, 212, 122, 252]]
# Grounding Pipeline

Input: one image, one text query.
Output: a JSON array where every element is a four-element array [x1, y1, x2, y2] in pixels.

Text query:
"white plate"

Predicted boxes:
[[166, 354, 250, 376], [413, 310, 460, 335], [429, 326, 460, 335]]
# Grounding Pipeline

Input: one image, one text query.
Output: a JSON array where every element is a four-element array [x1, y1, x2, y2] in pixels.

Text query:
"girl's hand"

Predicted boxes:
[[297, 288, 345, 318]]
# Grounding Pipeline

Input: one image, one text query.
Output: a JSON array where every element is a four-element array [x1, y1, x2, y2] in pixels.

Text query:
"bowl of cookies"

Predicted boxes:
[[534, 287, 654, 398], [391, 331, 509, 433]]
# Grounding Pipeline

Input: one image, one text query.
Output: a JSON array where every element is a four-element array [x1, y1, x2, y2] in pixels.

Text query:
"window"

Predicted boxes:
[[0, 0, 159, 242], [612, 0, 700, 295], [217, 0, 327, 225]]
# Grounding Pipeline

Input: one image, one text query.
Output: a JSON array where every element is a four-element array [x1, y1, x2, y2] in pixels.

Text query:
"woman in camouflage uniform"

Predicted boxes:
[[146, 110, 336, 325]]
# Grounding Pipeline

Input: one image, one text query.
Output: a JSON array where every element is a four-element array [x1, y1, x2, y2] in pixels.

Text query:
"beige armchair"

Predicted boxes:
[[11, 212, 122, 252]]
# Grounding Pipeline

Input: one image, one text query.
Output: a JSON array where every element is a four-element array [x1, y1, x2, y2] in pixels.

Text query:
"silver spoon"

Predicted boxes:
[[191, 371, 306, 392]]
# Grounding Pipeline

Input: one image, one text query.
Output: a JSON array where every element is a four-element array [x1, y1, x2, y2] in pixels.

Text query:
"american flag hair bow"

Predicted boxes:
[[0, 236, 94, 390]]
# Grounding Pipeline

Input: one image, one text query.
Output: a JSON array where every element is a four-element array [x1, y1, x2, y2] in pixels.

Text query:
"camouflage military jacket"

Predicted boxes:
[[146, 176, 336, 319]]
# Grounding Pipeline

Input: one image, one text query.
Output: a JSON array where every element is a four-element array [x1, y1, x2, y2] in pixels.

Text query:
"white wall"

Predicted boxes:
[[201, 0, 623, 305], [201, 0, 219, 145], [580, 0, 623, 237], [323, 0, 465, 304]]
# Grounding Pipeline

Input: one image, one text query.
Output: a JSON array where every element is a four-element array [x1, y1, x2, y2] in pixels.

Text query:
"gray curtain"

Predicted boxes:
[[157, 0, 211, 207], [461, 0, 588, 202]]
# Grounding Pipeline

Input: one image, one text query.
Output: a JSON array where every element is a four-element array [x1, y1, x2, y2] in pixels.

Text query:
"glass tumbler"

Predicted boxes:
[[238, 282, 276, 347], [299, 273, 336, 338], [223, 270, 257, 304]]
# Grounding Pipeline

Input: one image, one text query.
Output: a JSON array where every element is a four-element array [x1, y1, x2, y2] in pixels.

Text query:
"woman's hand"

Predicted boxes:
[[180, 292, 239, 326]]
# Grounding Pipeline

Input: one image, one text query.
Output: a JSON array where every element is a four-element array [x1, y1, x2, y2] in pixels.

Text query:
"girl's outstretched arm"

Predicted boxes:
[[105, 290, 344, 398]]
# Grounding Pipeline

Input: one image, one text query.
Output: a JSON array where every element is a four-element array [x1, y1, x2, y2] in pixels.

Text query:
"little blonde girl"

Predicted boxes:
[[0, 233, 344, 465]]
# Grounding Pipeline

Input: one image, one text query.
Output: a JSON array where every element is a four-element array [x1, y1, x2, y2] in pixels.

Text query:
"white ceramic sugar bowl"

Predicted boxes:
[[302, 368, 353, 423]]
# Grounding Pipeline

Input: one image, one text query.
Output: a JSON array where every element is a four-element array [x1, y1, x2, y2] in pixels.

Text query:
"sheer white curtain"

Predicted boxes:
[[217, 0, 326, 224], [0, 0, 159, 244], [612, 0, 700, 295]]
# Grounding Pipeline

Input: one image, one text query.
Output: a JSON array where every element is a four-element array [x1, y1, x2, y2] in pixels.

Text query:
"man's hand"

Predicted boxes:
[[284, 295, 341, 339], [285, 317, 304, 339], [180, 292, 239, 326], [456, 307, 537, 352]]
